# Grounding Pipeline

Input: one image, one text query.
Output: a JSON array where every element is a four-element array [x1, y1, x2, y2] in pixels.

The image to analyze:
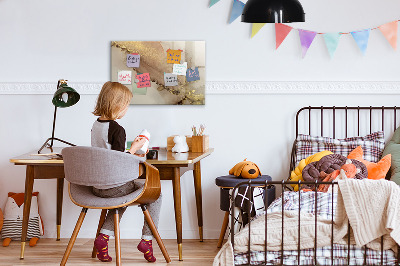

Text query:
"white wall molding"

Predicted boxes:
[[1, 81, 400, 95]]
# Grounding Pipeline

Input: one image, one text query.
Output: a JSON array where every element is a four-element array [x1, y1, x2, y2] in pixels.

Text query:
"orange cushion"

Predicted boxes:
[[347, 146, 391, 180]]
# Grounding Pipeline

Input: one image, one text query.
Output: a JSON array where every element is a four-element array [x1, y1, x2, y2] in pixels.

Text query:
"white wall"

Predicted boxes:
[[1, 0, 400, 240]]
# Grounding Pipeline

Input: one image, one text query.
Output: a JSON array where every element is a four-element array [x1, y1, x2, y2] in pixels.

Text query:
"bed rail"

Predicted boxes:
[[230, 180, 400, 266]]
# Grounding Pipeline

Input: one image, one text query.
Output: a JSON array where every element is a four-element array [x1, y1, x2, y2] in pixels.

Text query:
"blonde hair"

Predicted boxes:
[[93, 81, 133, 120]]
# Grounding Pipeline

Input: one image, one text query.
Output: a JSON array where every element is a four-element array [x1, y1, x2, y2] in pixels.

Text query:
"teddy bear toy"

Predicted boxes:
[[1, 192, 44, 247], [172, 135, 189, 153], [229, 159, 261, 179]]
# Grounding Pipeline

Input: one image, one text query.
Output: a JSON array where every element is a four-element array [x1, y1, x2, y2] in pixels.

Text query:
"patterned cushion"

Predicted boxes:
[[295, 131, 385, 166]]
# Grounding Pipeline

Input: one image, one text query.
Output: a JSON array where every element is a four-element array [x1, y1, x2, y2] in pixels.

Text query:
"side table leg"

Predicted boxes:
[[20, 165, 35, 259], [193, 161, 203, 242], [56, 178, 64, 241], [172, 167, 183, 261], [217, 211, 230, 248]]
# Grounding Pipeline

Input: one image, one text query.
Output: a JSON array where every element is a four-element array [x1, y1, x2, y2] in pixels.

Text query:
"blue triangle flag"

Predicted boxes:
[[209, 0, 220, 7], [229, 0, 245, 23], [351, 29, 370, 55], [323, 33, 341, 58]]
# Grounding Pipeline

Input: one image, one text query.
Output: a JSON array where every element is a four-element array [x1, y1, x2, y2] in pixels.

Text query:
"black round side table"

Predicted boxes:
[[215, 175, 275, 248]]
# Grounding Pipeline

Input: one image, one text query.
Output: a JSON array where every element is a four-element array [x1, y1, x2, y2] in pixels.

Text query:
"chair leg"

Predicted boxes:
[[114, 209, 121, 266], [60, 208, 88, 266], [91, 209, 108, 258], [217, 211, 230, 248], [141, 205, 171, 263]]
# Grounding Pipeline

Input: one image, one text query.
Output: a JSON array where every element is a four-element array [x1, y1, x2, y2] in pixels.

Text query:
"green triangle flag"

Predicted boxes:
[[251, 23, 266, 38], [209, 0, 220, 7], [323, 33, 341, 58]]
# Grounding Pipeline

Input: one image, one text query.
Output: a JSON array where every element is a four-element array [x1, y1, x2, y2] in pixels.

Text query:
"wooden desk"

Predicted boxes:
[[10, 147, 213, 261]]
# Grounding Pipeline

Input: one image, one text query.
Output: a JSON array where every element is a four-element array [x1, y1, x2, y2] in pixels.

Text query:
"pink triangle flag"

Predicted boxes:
[[378, 21, 398, 50], [298, 29, 317, 58], [275, 23, 293, 49]]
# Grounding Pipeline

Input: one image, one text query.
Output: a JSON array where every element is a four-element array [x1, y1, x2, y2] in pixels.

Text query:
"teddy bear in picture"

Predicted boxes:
[[1, 192, 44, 247], [229, 159, 261, 179], [172, 135, 189, 153]]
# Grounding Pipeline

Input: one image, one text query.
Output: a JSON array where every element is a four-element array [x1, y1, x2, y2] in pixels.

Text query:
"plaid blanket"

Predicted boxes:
[[234, 191, 397, 265]]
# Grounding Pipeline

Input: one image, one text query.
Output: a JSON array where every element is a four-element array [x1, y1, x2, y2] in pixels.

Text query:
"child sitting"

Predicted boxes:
[[91, 81, 162, 263]]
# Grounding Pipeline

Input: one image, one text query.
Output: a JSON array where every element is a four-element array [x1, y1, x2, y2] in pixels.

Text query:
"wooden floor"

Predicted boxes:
[[0, 239, 221, 265]]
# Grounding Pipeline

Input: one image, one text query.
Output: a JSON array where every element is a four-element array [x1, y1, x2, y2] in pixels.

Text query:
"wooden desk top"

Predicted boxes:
[[10, 147, 214, 166]]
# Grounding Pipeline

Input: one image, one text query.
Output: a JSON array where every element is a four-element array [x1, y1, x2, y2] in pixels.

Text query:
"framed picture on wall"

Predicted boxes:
[[111, 41, 205, 105]]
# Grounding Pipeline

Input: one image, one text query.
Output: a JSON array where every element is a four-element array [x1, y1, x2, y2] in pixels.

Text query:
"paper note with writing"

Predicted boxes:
[[186, 67, 200, 82], [118, 70, 132, 84], [127, 53, 140, 68], [172, 62, 187, 75], [136, 73, 151, 88], [132, 86, 147, 95], [166, 49, 182, 64], [164, 73, 178, 86]]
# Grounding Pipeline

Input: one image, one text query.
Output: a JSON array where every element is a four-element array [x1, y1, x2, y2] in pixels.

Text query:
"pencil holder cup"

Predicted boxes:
[[191, 135, 209, 153]]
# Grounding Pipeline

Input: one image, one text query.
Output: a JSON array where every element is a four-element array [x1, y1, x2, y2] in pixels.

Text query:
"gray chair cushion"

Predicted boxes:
[[69, 180, 145, 208]]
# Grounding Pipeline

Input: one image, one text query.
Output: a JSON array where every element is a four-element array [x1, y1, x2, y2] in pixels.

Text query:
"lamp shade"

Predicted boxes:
[[241, 0, 305, 23], [52, 84, 80, 108]]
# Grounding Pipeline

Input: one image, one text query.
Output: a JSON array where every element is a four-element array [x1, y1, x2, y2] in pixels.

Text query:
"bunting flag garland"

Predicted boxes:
[[209, 0, 220, 8], [251, 23, 266, 38], [275, 23, 293, 49], [207, 4, 400, 57], [298, 30, 317, 58], [351, 29, 370, 55], [323, 33, 341, 58], [378, 21, 398, 50], [229, 0, 245, 24]]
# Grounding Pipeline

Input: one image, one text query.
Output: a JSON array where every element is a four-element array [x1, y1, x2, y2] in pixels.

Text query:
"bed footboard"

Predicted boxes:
[[230, 180, 400, 266]]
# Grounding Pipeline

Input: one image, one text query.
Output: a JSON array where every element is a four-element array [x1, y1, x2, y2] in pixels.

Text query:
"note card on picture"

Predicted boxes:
[[173, 62, 187, 75], [166, 49, 182, 64], [127, 53, 140, 68], [136, 73, 151, 88], [118, 70, 132, 84], [186, 67, 200, 82], [164, 73, 178, 86]]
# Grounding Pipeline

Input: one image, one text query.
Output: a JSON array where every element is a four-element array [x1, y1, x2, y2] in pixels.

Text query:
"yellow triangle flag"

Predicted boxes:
[[251, 23, 266, 38]]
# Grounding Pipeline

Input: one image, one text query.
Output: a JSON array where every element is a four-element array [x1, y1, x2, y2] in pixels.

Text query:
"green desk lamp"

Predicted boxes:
[[38, 79, 80, 154]]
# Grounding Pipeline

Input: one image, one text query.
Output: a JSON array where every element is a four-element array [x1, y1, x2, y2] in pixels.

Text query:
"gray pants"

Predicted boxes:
[[92, 180, 162, 240]]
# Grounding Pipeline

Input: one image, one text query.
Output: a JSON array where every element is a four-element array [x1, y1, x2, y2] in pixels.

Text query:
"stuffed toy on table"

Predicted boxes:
[[229, 159, 261, 179], [1, 192, 44, 247]]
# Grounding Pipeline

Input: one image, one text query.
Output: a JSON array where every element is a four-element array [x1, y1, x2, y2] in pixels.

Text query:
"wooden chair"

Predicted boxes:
[[60, 146, 171, 265]]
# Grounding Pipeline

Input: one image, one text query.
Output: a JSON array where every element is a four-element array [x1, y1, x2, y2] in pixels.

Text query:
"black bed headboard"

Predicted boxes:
[[289, 106, 400, 180], [296, 106, 399, 138]]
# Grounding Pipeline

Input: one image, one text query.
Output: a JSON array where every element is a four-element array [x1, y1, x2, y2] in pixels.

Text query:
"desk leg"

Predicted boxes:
[[20, 165, 34, 259], [172, 167, 183, 261], [56, 178, 64, 241], [193, 161, 203, 242]]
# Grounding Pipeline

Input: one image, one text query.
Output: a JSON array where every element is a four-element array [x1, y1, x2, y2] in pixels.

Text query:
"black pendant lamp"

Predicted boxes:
[[242, 0, 305, 23]]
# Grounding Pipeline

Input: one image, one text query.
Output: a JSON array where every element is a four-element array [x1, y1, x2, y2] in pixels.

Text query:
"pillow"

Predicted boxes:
[[382, 126, 400, 184], [295, 131, 385, 166], [348, 146, 391, 180]]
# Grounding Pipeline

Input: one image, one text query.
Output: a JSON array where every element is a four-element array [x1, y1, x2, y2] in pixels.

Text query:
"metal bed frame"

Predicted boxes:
[[230, 106, 400, 266]]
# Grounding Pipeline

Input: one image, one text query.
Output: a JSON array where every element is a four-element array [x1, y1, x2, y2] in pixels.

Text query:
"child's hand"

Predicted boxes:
[[129, 137, 147, 155], [134, 149, 149, 157]]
